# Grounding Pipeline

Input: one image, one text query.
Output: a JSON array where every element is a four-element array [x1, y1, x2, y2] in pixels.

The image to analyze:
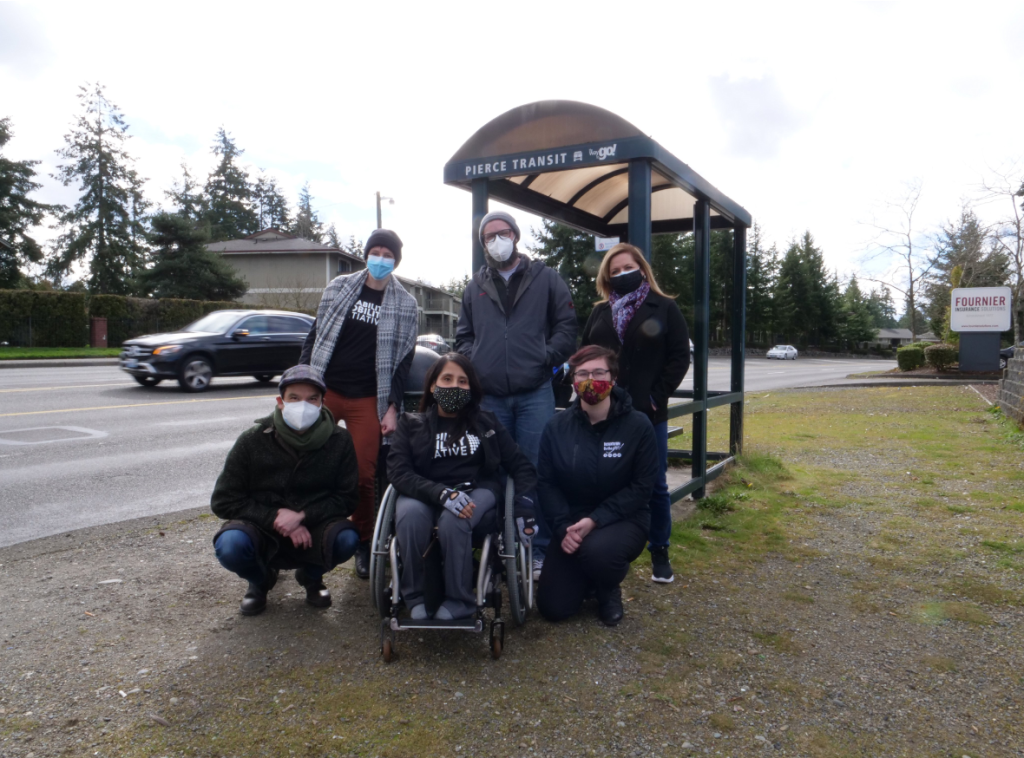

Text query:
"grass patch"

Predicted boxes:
[[0, 346, 121, 359], [915, 601, 993, 626], [920, 655, 958, 672], [752, 631, 802, 654], [708, 713, 735, 731], [782, 590, 815, 604]]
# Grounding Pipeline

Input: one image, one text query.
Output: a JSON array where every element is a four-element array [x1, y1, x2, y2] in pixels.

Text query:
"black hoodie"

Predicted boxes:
[[537, 386, 657, 540]]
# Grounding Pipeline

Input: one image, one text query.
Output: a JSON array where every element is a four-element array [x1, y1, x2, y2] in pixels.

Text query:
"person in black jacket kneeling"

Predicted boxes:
[[387, 353, 537, 620], [537, 345, 658, 626]]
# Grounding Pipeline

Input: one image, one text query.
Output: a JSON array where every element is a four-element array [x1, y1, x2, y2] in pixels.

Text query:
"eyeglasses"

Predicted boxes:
[[482, 228, 515, 244], [573, 369, 611, 380]]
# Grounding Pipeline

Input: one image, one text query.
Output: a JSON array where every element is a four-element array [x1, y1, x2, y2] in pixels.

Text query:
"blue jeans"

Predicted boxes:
[[214, 528, 361, 586], [648, 420, 672, 548], [481, 382, 555, 557]]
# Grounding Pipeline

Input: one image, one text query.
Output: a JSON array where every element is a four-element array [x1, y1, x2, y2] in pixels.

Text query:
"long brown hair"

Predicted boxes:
[[594, 242, 671, 302]]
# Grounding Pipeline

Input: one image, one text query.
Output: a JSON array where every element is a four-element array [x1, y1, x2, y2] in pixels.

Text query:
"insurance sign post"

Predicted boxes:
[[951, 287, 1012, 372]]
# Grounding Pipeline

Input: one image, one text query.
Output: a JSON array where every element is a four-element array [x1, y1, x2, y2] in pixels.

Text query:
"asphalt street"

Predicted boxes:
[[0, 356, 894, 548]]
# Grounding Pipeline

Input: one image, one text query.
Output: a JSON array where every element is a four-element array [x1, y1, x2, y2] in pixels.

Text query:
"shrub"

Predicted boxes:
[[924, 343, 958, 372], [0, 289, 87, 347], [897, 346, 925, 371]]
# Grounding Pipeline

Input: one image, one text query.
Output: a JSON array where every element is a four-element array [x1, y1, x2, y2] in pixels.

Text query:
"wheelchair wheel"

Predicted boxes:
[[504, 478, 528, 626], [370, 485, 398, 617]]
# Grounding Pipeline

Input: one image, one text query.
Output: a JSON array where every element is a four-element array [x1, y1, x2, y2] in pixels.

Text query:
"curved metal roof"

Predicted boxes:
[[444, 100, 750, 235]]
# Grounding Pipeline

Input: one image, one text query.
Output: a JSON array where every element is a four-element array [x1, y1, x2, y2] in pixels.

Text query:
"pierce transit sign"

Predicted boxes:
[[950, 287, 1012, 332]]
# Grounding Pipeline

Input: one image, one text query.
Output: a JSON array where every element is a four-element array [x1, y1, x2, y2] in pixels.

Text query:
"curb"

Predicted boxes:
[[799, 380, 999, 389], [0, 358, 120, 370]]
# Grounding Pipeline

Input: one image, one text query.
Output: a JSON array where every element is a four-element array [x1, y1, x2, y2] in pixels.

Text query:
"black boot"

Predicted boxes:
[[240, 568, 278, 616], [649, 545, 675, 584], [596, 585, 624, 627], [295, 568, 332, 608], [354, 540, 370, 580]]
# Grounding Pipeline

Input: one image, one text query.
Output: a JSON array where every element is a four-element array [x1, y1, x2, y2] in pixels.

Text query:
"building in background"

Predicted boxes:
[[208, 229, 460, 339]]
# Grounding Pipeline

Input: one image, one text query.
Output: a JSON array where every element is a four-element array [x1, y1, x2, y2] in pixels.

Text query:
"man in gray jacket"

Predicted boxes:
[[455, 210, 578, 576]]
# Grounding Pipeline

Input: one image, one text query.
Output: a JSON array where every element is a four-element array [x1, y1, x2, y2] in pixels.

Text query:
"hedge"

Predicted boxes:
[[89, 296, 246, 345], [0, 290, 87, 347], [897, 346, 925, 371], [924, 343, 958, 372]]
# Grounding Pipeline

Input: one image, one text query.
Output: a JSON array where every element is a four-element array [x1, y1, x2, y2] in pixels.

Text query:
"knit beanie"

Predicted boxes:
[[478, 211, 520, 245], [365, 228, 403, 266]]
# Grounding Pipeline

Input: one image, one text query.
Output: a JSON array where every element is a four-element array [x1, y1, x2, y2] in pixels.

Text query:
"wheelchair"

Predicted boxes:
[[369, 477, 534, 662]]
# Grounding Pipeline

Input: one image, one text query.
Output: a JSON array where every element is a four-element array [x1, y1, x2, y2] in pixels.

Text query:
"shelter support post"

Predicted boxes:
[[730, 225, 747, 456], [627, 159, 652, 259], [471, 178, 489, 274], [692, 199, 710, 498]]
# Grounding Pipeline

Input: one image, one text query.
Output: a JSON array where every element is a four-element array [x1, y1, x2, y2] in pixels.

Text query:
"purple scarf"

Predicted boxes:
[[609, 282, 651, 343]]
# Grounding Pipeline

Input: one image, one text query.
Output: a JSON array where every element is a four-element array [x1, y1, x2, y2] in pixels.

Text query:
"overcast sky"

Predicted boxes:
[[2, 1, 1023, 292]]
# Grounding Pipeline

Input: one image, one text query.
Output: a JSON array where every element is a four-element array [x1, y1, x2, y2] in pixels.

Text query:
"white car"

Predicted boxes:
[[766, 345, 798, 360]]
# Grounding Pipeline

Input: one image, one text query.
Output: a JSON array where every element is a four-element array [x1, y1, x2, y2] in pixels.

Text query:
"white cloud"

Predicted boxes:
[[1, 1, 1023, 293]]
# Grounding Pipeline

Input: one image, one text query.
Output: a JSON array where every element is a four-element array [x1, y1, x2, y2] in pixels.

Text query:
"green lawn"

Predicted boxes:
[[0, 346, 122, 360]]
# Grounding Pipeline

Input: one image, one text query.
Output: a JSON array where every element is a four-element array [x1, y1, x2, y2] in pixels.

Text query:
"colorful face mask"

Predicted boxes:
[[573, 378, 613, 405], [433, 385, 472, 414]]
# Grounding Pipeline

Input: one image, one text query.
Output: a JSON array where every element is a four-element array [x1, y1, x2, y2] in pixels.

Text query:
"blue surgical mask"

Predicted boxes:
[[367, 255, 395, 280]]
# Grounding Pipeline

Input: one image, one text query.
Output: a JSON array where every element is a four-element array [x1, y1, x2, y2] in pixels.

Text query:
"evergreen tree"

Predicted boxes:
[[528, 220, 603, 329], [774, 232, 836, 346], [325, 223, 341, 248], [252, 172, 290, 231], [203, 128, 257, 241], [440, 274, 472, 299], [48, 83, 145, 294], [343, 235, 365, 259], [291, 182, 324, 242], [864, 284, 898, 329], [0, 117, 53, 288], [745, 224, 782, 345], [138, 212, 247, 300], [165, 163, 205, 222], [837, 276, 876, 347]]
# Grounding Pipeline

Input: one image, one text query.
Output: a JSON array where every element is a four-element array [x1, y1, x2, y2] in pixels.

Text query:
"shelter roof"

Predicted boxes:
[[444, 100, 751, 236]]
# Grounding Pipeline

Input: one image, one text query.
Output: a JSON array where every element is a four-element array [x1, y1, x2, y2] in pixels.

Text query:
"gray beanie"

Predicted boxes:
[[478, 211, 520, 245]]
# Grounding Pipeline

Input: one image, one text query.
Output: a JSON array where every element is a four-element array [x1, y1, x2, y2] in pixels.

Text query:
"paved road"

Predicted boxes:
[[0, 357, 893, 548]]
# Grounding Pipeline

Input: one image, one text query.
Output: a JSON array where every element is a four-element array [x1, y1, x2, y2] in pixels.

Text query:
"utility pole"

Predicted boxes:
[[376, 191, 394, 229]]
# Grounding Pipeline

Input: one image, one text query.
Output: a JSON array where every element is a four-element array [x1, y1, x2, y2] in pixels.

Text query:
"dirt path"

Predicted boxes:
[[1, 386, 1022, 757]]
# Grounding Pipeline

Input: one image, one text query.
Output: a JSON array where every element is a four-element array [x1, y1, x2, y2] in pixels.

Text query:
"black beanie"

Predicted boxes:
[[365, 228, 403, 266]]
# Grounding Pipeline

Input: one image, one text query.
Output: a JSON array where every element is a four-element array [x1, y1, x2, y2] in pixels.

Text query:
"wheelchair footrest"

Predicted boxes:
[[389, 617, 483, 632]]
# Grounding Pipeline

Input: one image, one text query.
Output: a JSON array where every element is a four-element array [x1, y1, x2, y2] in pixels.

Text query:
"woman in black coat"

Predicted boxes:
[[387, 353, 537, 620], [536, 345, 658, 626], [581, 243, 690, 585]]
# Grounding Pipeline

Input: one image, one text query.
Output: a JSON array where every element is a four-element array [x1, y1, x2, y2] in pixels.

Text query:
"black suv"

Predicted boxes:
[[119, 310, 313, 392]]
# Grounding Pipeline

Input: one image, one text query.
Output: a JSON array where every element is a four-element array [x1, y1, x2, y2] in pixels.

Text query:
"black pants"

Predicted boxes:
[[537, 521, 647, 622]]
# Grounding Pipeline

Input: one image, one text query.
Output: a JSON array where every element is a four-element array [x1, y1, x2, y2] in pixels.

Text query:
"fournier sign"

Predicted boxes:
[[950, 287, 1012, 332]]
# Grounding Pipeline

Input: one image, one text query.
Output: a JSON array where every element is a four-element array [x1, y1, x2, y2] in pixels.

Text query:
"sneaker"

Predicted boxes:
[[354, 540, 370, 580], [649, 545, 675, 583], [532, 556, 544, 582]]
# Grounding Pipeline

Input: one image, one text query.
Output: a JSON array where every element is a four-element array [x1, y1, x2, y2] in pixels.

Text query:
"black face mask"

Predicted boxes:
[[610, 269, 644, 295], [433, 386, 472, 414]]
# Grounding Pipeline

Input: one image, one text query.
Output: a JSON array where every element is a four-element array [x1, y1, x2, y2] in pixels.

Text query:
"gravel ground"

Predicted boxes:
[[1, 386, 1022, 757]]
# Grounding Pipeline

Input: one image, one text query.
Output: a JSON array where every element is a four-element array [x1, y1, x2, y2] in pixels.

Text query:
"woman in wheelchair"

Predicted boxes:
[[387, 353, 537, 621], [536, 345, 658, 626]]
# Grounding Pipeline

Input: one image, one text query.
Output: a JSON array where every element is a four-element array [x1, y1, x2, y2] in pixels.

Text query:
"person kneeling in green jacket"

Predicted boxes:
[[211, 365, 360, 616]]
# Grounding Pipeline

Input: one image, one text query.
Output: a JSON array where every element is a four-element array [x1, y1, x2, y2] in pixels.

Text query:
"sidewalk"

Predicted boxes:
[[0, 357, 120, 369]]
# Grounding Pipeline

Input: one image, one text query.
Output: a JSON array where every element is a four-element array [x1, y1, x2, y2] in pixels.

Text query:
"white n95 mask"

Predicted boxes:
[[282, 401, 321, 432], [486, 235, 514, 262]]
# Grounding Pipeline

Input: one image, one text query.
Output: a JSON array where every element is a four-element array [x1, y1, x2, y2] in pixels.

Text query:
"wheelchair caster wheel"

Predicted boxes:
[[491, 635, 502, 660], [489, 620, 504, 660], [382, 637, 394, 663]]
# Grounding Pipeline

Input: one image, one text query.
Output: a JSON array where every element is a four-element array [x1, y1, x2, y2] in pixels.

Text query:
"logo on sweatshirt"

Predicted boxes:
[[603, 441, 624, 458]]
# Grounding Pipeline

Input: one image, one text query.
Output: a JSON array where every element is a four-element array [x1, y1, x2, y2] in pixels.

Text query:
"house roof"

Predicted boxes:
[[875, 328, 913, 340], [206, 229, 364, 266]]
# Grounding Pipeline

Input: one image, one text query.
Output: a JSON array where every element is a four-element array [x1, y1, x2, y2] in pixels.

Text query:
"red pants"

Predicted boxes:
[[323, 391, 380, 542]]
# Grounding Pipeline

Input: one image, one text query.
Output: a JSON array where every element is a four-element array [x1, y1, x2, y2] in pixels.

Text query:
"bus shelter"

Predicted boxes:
[[443, 100, 752, 500]]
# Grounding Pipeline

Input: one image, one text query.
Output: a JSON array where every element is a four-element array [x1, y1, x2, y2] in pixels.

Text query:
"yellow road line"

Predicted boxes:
[[0, 382, 135, 393], [0, 395, 276, 418]]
